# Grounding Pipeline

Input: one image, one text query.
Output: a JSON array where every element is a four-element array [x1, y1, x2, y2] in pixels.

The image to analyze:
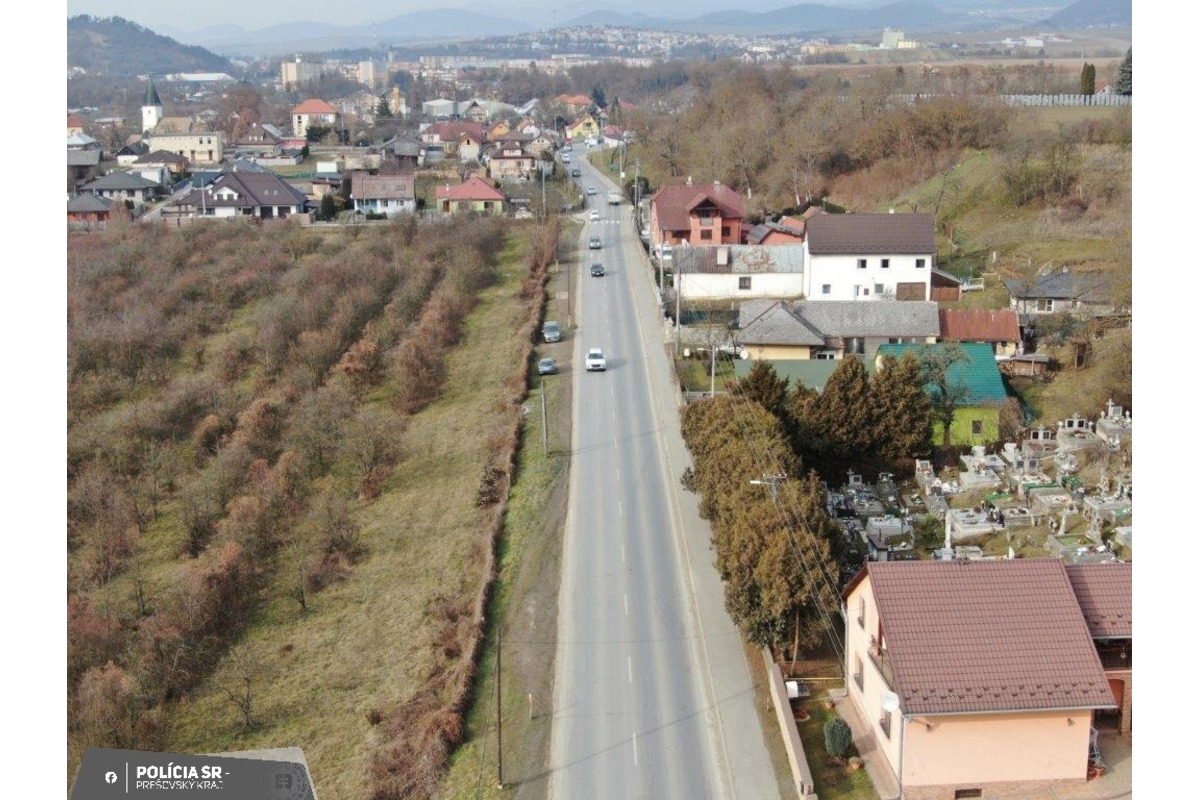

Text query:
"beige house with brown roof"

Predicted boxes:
[[843, 560, 1119, 799], [803, 213, 937, 301], [292, 99, 339, 138]]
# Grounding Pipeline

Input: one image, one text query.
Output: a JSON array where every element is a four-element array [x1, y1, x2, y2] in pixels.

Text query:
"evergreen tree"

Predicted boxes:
[[731, 360, 790, 422], [1115, 49, 1132, 95], [1080, 63, 1096, 95], [786, 381, 822, 471], [810, 357, 876, 480], [870, 353, 932, 469]]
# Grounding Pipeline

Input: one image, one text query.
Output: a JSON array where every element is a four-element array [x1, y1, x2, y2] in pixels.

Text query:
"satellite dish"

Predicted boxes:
[[881, 691, 900, 713]]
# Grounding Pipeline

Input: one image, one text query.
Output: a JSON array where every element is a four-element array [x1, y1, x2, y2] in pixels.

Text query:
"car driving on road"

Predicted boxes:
[[589, 236, 602, 249], [589, 209, 600, 221], [590, 263, 605, 277], [585, 348, 607, 371], [587, 186, 597, 196]]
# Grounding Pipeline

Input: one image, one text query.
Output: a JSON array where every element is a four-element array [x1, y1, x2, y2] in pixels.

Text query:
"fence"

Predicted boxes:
[[762, 648, 818, 799], [893, 93, 1130, 107]]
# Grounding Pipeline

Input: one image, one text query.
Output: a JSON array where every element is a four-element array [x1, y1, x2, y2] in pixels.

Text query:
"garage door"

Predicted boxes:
[[896, 282, 927, 301]]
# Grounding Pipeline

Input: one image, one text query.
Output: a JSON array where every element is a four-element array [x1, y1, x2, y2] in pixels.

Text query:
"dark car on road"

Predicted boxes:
[[590, 263, 605, 277], [571, 168, 581, 177]]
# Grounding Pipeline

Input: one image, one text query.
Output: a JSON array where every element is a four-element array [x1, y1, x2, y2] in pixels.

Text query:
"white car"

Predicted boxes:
[[587, 186, 597, 196], [589, 209, 600, 221], [585, 348, 607, 371]]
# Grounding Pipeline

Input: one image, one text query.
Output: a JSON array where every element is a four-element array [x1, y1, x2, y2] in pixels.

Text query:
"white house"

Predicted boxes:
[[673, 244, 805, 301], [176, 165, 308, 219], [803, 213, 936, 301], [350, 172, 416, 217]]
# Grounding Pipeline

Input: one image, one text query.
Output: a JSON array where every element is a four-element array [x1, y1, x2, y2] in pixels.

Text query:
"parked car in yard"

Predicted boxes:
[[542, 320, 561, 343], [537, 357, 557, 375], [585, 348, 607, 371]]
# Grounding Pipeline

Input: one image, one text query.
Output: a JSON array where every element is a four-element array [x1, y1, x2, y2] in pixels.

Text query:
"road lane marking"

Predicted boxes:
[[627, 656, 633, 683], [624, 593, 629, 615], [632, 732, 639, 765], [618, 499, 624, 516], [621, 544, 626, 564]]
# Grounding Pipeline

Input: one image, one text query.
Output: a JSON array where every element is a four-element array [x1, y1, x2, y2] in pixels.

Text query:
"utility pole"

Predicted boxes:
[[496, 626, 504, 788], [710, 340, 717, 397], [541, 380, 549, 454], [750, 474, 787, 505]]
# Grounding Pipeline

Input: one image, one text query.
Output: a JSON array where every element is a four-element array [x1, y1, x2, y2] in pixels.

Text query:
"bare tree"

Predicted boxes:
[[219, 642, 276, 730]]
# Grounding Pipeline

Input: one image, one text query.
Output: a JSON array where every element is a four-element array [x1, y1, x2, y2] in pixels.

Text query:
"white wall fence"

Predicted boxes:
[[893, 93, 1130, 107]]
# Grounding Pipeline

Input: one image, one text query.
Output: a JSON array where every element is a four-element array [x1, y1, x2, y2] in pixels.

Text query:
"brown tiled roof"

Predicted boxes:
[[939, 309, 1021, 342], [651, 183, 746, 232], [1065, 563, 1132, 639], [292, 99, 337, 115], [351, 172, 415, 201], [862, 559, 1115, 715], [425, 121, 486, 143], [806, 212, 935, 255], [436, 176, 505, 202]]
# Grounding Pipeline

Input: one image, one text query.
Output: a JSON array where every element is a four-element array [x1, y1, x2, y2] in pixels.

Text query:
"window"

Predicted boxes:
[[854, 656, 864, 691], [972, 420, 984, 436], [874, 283, 884, 295], [857, 258, 867, 270], [862, 287, 871, 297], [881, 258, 890, 269], [738, 276, 752, 290], [1036, 298, 1054, 312], [700, 229, 713, 240], [954, 791, 982, 799], [916, 258, 927, 269], [858, 597, 866, 627], [822, 284, 832, 295], [846, 337, 865, 355], [879, 707, 893, 739], [722, 226, 731, 237]]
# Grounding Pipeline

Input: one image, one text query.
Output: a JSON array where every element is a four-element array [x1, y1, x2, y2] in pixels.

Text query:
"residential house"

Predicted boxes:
[[231, 122, 285, 160], [153, 116, 199, 134], [843, 559, 1117, 800], [67, 194, 114, 229], [737, 300, 940, 360], [567, 113, 601, 142], [131, 150, 190, 185], [458, 131, 483, 163], [67, 132, 99, 152], [553, 93, 594, 115], [382, 133, 425, 169], [938, 309, 1023, 357], [1064, 562, 1132, 735], [649, 180, 747, 251], [176, 166, 309, 219], [602, 124, 626, 148], [487, 142, 536, 180], [875, 342, 1011, 444], [349, 172, 416, 217], [673, 245, 806, 301], [485, 119, 511, 139], [527, 132, 556, 155], [435, 177, 506, 215], [292, 98, 339, 138], [147, 130, 224, 166], [746, 215, 807, 246], [803, 213, 936, 301], [67, 114, 85, 136], [1004, 268, 1125, 323], [79, 171, 160, 209], [421, 121, 485, 157], [68, 149, 101, 193], [114, 141, 150, 166]]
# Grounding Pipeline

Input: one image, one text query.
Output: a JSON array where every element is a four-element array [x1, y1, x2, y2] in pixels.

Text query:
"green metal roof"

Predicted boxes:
[[732, 357, 869, 393], [874, 342, 1009, 405], [144, 79, 162, 108]]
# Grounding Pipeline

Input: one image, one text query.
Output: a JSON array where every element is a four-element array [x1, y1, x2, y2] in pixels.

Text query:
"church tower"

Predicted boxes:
[[142, 79, 163, 134]]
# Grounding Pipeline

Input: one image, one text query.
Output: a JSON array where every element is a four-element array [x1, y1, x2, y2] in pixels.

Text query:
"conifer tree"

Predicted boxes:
[[1080, 63, 1096, 95], [1115, 49, 1132, 95], [811, 357, 875, 479], [731, 360, 790, 423], [871, 353, 932, 469]]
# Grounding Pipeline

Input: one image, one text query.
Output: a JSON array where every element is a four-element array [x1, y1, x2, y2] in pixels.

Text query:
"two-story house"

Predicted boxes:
[[803, 213, 936, 301], [672, 245, 806, 301], [649, 180, 747, 252], [843, 559, 1117, 800], [486, 141, 537, 180], [292, 99, 339, 139], [147, 130, 224, 166]]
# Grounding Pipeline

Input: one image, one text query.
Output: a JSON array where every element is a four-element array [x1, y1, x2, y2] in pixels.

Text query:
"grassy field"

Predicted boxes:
[[795, 700, 876, 800], [158, 231, 540, 798]]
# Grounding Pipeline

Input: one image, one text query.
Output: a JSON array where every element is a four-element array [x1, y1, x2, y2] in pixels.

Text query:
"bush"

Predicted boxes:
[[824, 716, 853, 759]]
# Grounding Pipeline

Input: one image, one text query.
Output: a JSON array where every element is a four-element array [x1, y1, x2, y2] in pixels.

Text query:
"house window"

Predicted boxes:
[[954, 791, 983, 799], [972, 420, 984, 436], [738, 277, 752, 290], [862, 287, 871, 297], [857, 597, 865, 627], [854, 656, 864, 691], [916, 258, 927, 269], [881, 258, 890, 269], [722, 226, 731, 237], [874, 283, 884, 295], [1036, 299, 1054, 312], [822, 284, 832, 295], [857, 258, 867, 270], [701, 230, 713, 240], [879, 707, 893, 739], [846, 337, 865, 355]]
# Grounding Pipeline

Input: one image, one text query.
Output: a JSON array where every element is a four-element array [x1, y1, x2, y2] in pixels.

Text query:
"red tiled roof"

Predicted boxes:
[[651, 183, 746, 232], [436, 176, 505, 202], [859, 559, 1115, 715], [67, 114, 84, 128], [939, 309, 1021, 342], [806, 212, 935, 255], [555, 93, 593, 106], [292, 99, 337, 114], [1065, 563, 1132, 639]]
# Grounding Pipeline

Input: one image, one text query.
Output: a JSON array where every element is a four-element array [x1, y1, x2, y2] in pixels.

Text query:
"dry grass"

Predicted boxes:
[[162, 232, 538, 799]]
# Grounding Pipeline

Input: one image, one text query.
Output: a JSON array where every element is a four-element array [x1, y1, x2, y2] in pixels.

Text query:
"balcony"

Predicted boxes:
[[867, 639, 896, 689], [1097, 641, 1132, 671]]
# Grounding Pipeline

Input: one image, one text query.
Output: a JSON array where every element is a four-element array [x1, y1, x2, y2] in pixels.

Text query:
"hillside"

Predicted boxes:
[[68, 15, 233, 76], [1041, 0, 1132, 29]]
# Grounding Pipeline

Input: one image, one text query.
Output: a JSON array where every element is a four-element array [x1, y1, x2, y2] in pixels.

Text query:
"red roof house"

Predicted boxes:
[[938, 308, 1023, 357], [291, 99, 339, 138], [649, 180, 747, 251], [435, 177, 506, 215]]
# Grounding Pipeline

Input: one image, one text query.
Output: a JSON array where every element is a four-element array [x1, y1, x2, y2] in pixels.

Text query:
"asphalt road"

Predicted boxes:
[[548, 158, 729, 799]]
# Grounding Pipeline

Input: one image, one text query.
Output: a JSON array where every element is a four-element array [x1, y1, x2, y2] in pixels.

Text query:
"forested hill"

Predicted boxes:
[[68, 15, 233, 76]]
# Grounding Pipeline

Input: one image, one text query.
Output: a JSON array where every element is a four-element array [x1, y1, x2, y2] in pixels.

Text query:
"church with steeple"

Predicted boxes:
[[142, 79, 163, 134]]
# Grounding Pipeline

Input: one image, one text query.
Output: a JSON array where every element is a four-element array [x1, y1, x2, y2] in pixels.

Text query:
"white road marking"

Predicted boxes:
[[627, 656, 633, 683], [619, 499, 624, 516], [632, 732, 639, 765], [624, 593, 629, 615], [621, 544, 626, 564]]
